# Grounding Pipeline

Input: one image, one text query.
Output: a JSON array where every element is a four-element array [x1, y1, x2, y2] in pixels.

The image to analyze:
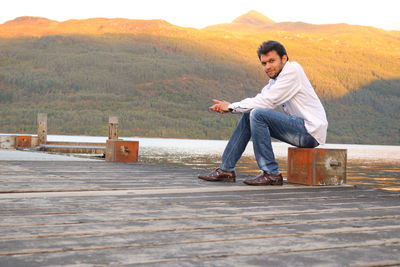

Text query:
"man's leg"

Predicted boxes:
[[198, 113, 251, 182], [250, 108, 318, 175], [219, 113, 252, 171]]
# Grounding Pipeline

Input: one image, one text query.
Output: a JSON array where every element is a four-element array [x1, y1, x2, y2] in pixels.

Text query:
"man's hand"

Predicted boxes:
[[209, 99, 231, 114]]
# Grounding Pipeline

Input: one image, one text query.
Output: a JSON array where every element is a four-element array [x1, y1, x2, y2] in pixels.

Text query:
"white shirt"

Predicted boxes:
[[228, 61, 328, 145]]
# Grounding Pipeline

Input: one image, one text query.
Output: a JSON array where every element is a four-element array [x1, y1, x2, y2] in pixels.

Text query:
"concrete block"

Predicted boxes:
[[0, 135, 16, 149], [287, 147, 347, 186]]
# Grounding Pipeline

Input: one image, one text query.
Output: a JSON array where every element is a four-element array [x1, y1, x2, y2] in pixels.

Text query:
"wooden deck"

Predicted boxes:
[[1, 160, 400, 266]]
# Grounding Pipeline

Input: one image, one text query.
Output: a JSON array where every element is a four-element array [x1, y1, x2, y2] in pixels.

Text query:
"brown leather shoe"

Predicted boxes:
[[198, 168, 236, 182], [243, 171, 283, 186]]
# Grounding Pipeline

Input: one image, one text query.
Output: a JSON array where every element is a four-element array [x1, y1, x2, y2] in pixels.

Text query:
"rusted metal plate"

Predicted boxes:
[[16, 135, 32, 147], [105, 139, 139, 162], [287, 148, 347, 186]]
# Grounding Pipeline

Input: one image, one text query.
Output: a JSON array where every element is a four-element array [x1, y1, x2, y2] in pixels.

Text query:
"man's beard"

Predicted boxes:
[[268, 73, 278, 79], [267, 68, 283, 79]]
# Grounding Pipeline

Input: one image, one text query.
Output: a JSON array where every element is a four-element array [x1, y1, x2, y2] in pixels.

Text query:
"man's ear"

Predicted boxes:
[[282, 55, 288, 63]]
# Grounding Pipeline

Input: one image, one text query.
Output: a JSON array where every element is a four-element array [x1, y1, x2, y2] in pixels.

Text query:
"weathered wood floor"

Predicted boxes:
[[0, 160, 400, 266]]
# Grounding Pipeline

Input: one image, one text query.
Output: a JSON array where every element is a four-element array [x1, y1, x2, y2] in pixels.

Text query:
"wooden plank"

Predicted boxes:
[[1, 244, 399, 267], [108, 116, 118, 139], [0, 161, 357, 192], [46, 141, 105, 146], [0, 235, 399, 266], [37, 113, 47, 145], [1, 212, 399, 241], [0, 160, 399, 266], [41, 144, 105, 154], [1, 226, 400, 256]]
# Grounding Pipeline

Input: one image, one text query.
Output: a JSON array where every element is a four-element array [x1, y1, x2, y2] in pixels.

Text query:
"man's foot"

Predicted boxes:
[[198, 168, 236, 182], [243, 171, 283, 186]]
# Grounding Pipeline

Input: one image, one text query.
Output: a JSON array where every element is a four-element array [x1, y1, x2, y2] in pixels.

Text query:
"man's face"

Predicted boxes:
[[260, 50, 287, 79]]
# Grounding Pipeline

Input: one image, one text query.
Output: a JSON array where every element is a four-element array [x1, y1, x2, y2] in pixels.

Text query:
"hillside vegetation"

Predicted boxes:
[[0, 11, 399, 144]]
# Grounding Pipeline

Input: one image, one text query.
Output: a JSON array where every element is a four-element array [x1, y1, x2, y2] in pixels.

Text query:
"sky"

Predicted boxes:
[[1, 0, 399, 31]]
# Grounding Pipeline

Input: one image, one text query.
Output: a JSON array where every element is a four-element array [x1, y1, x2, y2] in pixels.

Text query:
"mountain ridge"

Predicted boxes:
[[0, 16, 176, 37], [1, 11, 399, 37], [4, 16, 57, 25]]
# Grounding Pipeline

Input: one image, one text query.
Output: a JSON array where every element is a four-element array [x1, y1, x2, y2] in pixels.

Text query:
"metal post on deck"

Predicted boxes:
[[37, 113, 47, 145], [108, 116, 119, 140]]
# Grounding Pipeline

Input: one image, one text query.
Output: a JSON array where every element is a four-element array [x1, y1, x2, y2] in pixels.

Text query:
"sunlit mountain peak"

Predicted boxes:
[[232, 10, 275, 25]]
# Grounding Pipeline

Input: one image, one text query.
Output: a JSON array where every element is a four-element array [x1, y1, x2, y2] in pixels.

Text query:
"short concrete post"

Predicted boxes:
[[108, 116, 119, 140], [37, 113, 47, 145]]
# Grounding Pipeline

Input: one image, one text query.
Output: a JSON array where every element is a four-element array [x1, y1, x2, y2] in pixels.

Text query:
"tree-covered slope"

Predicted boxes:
[[0, 12, 399, 144]]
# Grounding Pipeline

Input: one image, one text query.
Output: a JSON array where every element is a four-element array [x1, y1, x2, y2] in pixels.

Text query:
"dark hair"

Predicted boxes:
[[257, 41, 289, 60]]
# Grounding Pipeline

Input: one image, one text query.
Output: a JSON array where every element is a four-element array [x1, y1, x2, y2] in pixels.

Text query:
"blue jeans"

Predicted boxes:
[[219, 108, 319, 175]]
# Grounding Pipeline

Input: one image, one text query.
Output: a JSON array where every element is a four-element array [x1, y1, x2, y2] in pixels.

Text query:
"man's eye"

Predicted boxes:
[[261, 62, 267, 66]]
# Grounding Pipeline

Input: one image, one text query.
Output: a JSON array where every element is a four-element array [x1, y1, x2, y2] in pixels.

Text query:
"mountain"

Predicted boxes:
[[205, 10, 275, 32], [233, 10, 275, 25], [3, 16, 56, 25], [0, 12, 399, 144], [0, 16, 179, 37]]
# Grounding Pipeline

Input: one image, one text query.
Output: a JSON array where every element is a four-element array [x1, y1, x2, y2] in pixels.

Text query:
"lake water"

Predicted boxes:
[[39, 134, 400, 192]]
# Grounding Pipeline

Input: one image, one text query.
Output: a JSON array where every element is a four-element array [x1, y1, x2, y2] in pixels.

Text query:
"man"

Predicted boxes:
[[198, 40, 328, 186]]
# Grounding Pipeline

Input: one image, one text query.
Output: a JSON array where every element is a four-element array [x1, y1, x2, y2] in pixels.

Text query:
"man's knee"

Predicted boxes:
[[250, 108, 274, 122]]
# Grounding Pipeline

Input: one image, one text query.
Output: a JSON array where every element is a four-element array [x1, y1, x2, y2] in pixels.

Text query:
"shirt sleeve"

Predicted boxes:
[[228, 64, 301, 113]]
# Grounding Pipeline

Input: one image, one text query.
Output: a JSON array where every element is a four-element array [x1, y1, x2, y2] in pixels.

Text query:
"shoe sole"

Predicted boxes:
[[243, 181, 283, 186], [198, 177, 236, 182]]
